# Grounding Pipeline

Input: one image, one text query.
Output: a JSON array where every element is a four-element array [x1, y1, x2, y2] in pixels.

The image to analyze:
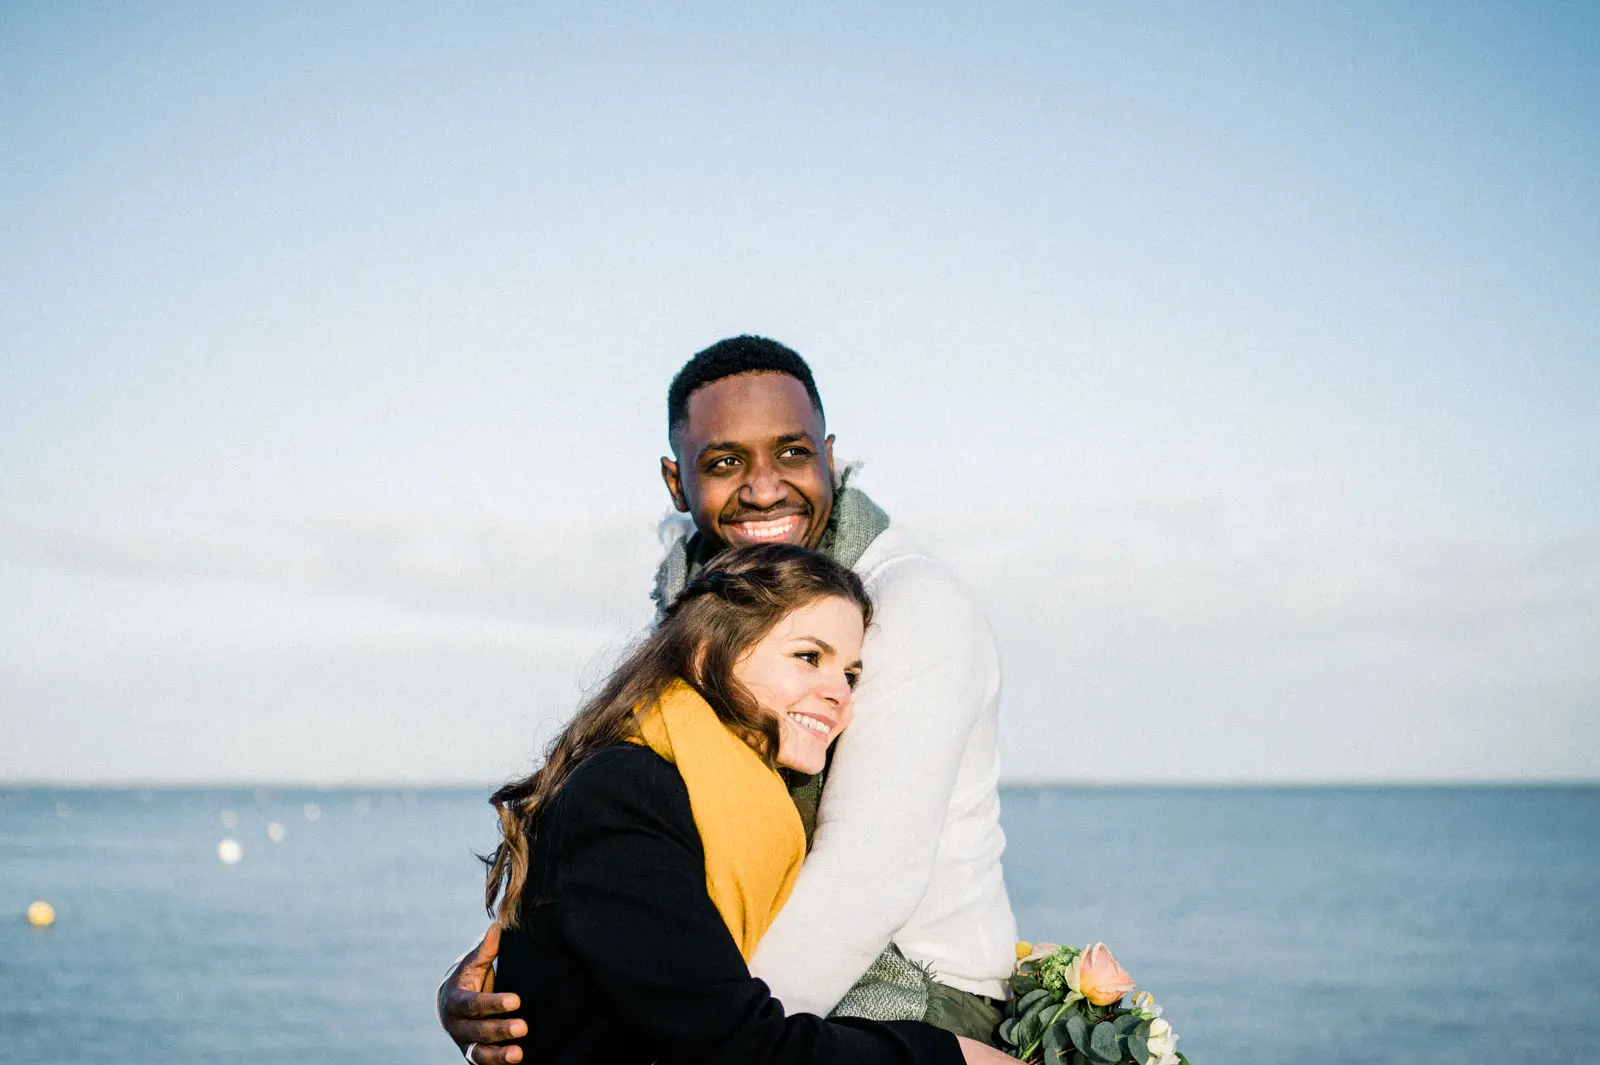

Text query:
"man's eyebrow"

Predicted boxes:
[[774, 432, 816, 446], [695, 440, 749, 459]]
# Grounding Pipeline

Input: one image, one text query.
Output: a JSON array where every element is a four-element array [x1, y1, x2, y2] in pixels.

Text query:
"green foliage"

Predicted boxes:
[[1128, 1028, 1149, 1065], [1015, 988, 1054, 1016], [1066, 1013, 1091, 1056], [1015, 992, 1059, 1049], [1089, 1019, 1124, 1063], [1041, 1016, 1072, 1059]]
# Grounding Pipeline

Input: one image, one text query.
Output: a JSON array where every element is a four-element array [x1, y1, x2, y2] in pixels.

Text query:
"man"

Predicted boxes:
[[442, 336, 1017, 1063]]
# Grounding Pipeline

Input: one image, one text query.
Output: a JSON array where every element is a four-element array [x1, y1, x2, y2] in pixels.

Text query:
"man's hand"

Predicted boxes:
[[437, 923, 528, 1064]]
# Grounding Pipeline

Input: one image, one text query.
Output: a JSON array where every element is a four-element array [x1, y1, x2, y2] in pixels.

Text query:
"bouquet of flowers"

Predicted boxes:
[[998, 942, 1189, 1065]]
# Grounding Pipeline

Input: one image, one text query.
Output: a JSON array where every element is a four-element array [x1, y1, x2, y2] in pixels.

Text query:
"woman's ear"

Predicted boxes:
[[688, 640, 708, 685]]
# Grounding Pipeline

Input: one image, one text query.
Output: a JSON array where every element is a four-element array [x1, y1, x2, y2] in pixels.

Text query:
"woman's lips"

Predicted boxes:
[[723, 513, 806, 543], [785, 711, 834, 736]]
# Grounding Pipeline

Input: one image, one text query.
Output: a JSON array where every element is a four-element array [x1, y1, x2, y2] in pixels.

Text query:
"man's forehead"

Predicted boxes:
[[677, 372, 824, 450]]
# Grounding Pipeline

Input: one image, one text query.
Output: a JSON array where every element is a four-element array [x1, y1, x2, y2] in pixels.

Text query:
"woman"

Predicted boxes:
[[482, 544, 1011, 1065]]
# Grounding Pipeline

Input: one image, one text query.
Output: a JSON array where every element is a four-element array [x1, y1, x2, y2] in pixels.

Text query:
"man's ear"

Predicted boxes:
[[825, 434, 836, 481], [660, 456, 689, 512]]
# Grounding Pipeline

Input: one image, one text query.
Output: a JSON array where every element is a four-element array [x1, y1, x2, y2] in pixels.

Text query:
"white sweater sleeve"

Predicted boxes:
[[747, 557, 998, 1015]]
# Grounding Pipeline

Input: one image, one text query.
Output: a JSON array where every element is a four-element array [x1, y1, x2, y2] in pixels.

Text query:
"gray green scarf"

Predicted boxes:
[[649, 477, 891, 616]]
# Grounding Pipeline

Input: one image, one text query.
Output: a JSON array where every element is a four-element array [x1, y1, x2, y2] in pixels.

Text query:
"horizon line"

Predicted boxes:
[[4, 776, 1598, 791]]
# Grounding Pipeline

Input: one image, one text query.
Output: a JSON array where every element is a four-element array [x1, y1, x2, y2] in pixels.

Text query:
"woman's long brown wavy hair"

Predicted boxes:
[[484, 543, 872, 927]]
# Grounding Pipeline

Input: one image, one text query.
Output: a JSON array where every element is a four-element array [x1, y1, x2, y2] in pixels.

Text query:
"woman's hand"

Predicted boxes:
[[957, 1035, 1018, 1064]]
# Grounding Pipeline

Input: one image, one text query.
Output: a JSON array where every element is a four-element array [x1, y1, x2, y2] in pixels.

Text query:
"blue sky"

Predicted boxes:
[[2, 2, 1596, 783]]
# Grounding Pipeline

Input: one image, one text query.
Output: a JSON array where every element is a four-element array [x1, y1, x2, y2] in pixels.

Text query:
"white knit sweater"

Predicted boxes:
[[747, 525, 1018, 1012]]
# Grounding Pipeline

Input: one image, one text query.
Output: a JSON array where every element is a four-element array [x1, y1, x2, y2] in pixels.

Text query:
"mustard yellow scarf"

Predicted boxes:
[[633, 679, 805, 960]]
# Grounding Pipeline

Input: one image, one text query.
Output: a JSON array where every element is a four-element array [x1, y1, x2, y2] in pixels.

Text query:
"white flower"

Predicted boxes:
[[1129, 989, 1164, 1019], [1139, 1017, 1180, 1065]]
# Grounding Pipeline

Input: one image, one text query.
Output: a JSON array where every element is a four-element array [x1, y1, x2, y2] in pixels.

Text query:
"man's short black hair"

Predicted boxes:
[[667, 335, 825, 438]]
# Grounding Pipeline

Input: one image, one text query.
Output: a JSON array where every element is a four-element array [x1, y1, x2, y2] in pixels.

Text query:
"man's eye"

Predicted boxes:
[[706, 456, 741, 472], [778, 446, 812, 460]]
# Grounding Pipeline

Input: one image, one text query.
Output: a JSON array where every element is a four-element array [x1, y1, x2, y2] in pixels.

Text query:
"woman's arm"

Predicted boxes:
[[550, 746, 964, 1065]]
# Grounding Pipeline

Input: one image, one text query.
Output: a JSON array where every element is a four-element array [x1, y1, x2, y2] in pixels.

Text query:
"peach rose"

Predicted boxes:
[[1071, 942, 1135, 1006]]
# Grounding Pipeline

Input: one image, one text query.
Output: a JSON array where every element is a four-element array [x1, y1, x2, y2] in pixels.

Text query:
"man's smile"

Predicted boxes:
[[722, 511, 809, 544]]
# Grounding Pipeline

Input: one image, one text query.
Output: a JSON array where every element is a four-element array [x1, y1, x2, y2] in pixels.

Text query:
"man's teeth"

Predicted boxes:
[[786, 712, 830, 736], [733, 515, 802, 540]]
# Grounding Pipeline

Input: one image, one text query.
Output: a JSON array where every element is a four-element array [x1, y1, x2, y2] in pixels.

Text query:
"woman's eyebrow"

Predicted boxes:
[[794, 636, 836, 655]]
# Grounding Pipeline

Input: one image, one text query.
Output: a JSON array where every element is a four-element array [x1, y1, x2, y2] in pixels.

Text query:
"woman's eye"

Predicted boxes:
[[794, 651, 820, 666], [845, 671, 861, 689]]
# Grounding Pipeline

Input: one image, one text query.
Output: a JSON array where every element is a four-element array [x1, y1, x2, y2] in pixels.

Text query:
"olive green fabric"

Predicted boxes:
[[924, 980, 1004, 1045]]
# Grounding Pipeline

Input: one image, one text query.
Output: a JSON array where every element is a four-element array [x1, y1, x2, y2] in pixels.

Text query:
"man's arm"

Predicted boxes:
[[749, 558, 998, 1014], [437, 924, 527, 1064]]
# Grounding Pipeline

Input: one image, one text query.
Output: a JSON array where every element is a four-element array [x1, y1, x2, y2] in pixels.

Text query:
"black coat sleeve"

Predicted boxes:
[[547, 746, 963, 1065]]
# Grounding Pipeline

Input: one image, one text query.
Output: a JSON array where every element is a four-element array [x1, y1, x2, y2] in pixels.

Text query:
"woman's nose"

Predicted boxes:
[[817, 674, 851, 707]]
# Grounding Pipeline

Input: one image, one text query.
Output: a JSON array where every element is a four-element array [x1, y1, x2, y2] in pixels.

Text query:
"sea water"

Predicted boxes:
[[1, 785, 1596, 1063]]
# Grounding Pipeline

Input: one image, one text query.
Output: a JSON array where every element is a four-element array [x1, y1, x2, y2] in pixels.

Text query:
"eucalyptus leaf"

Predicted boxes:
[[1013, 974, 1042, 997], [1112, 1012, 1142, 1037], [1042, 1017, 1072, 1056], [1016, 988, 1054, 1015], [1023, 994, 1057, 1024], [1089, 1020, 1124, 1063], [1015, 1014, 1044, 1050], [1019, 998, 1057, 1046], [998, 1016, 1019, 1046], [1128, 1030, 1150, 1065], [1066, 1013, 1091, 1055]]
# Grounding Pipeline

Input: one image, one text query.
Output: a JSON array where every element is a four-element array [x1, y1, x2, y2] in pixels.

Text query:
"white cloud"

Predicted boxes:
[[909, 494, 1600, 783]]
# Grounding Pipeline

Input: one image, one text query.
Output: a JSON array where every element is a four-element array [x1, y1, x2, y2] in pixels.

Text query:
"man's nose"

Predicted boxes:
[[738, 461, 787, 507]]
